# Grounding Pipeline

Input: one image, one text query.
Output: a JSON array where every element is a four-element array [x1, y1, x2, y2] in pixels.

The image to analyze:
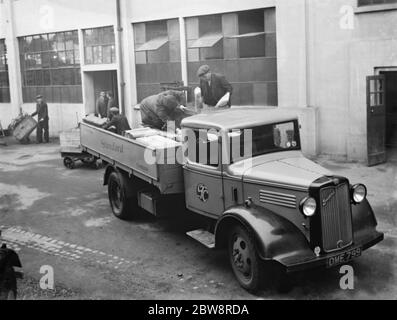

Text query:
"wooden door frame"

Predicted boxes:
[[366, 74, 386, 166]]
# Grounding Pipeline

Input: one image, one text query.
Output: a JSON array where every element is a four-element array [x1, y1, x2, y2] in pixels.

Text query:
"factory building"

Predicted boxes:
[[1, 0, 396, 165]]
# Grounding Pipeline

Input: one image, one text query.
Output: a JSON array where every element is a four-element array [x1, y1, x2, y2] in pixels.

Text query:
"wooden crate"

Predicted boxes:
[[60, 129, 81, 149], [13, 116, 37, 141]]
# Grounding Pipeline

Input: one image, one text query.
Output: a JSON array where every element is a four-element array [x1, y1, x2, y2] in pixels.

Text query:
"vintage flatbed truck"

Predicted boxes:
[[80, 108, 384, 292]]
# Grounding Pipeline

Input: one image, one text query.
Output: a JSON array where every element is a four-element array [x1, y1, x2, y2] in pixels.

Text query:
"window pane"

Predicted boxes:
[[239, 34, 266, 58], [56, 33, 66, 51], [65, 32, 75, 50], [65, 51, 75, 66], [74, 49, 80, 65], [41, 52, 51, 68], [75, 68, 82, 85], [85, 47, 93, 64], [102, 45, 112, 64], [92, 46, 102, 64]]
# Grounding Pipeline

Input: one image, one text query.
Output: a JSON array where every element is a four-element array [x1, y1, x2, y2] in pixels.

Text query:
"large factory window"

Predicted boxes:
[[133, 19, 182, 102], [83, 26, 116, 65], [19, 31, 82, 103], [186, 8, 277, 106], [0, 39, 10, 103]]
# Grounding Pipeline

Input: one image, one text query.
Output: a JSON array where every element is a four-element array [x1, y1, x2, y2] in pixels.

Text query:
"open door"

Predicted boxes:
[[367, 75, 386, 166]]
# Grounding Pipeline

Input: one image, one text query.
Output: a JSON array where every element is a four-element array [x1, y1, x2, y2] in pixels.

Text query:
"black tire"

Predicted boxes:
[[228, 224, 264, 293], [107, 172, 137, 220], [63, 157, 75, 169]]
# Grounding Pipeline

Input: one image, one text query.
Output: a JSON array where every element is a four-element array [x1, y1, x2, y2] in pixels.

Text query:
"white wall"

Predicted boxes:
[[127, 0, 276, 22], [308, 0, 397, 161], [13, 0, 116, 36], [0, 2, 6, 38]]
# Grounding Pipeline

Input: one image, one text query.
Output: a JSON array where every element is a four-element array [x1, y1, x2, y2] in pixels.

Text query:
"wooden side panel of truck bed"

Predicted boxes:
[[80, 123, 184, 194]]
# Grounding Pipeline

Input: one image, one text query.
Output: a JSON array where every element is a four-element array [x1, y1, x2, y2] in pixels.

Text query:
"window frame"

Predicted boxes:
[[83, 26, 116, 65], [19, 31, 82, 103], [228, 120, 302, 165], [0, 39, 11, 103], [356, 0, 397, 13]]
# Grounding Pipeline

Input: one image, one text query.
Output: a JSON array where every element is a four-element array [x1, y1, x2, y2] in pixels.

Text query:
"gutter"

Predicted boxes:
[[116, 0, 126, 115]]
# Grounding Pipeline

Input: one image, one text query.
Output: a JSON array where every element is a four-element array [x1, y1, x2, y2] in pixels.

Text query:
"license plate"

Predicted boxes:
[[326, 247, 362, 268]]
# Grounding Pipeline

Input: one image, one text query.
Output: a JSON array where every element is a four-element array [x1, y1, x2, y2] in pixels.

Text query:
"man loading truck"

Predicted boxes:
[[102, 107, 131, 136], [140, 90, 188, 131]]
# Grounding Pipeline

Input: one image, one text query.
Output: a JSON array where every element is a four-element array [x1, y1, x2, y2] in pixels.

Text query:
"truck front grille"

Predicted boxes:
[[320, 183, 353, 252]]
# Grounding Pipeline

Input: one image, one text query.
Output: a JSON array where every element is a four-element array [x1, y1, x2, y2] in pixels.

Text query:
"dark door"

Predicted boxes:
[[382, 72, 397, 148], [367, 75, 386, 166], [93, 71, 119, 106]]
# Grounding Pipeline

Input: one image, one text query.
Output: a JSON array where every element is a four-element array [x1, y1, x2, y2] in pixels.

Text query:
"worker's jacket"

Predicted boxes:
[[199, 73, 233, 107], [103, 114, 131, 136], [96, 97, 108, 118], [140, 94, 180, 130], [32, 102, 49, 122]]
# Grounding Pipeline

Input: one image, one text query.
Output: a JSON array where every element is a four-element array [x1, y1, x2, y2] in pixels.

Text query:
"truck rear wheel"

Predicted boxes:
[[108, 172, 137, 220], [228, 225, 264, 293]]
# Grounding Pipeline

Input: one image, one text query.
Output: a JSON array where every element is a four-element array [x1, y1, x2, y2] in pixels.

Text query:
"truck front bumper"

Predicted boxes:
[[275, 231, 384, 274]]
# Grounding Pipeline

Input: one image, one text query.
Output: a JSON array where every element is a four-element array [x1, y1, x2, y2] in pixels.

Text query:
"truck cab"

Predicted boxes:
[[181, 109, 383, 291]]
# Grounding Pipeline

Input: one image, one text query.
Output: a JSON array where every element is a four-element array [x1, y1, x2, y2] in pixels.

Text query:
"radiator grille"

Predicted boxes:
[[320, 183, 353, 252]]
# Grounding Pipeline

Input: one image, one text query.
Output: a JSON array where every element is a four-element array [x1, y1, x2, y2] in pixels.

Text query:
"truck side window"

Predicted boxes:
[[186, 129, 219, 167]]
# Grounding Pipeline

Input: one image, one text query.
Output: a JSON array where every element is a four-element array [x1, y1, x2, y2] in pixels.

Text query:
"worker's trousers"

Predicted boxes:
[[37, 119, 49, 143]]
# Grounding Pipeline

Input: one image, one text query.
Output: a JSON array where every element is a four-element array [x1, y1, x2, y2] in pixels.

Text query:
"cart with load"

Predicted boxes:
[[60, 127, 99, 169]]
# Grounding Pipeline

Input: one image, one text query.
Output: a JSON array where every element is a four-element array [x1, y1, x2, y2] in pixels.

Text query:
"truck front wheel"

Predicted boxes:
[[108, 172, 137, 220], [228, 225, 264, 293]]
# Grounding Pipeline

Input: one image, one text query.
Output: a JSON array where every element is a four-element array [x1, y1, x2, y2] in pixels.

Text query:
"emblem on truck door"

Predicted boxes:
[[197, 184, 209, 202]]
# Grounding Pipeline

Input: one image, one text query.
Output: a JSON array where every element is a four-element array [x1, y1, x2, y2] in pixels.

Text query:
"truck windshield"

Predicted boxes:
[[229, 120, 301, 164]]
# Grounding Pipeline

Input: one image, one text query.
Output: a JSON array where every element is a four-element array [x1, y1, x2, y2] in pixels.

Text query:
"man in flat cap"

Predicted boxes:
[[140, 90, 188, 131], [197, 65, 233, 111], [31, 94, 49, 144], [103, 107, 131, 136]]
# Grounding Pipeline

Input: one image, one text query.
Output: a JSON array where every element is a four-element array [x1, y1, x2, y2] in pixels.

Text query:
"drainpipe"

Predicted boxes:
[[304, 0, 311, 108], [116, 0, 126, 115]]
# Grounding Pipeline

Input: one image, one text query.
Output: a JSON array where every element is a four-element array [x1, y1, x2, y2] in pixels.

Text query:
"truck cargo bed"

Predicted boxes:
[[80, 122, 184, 195]]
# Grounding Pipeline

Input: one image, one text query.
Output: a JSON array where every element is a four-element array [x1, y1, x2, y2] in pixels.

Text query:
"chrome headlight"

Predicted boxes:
[[300, 197, 317, 217], [352, 184, 367, 204]]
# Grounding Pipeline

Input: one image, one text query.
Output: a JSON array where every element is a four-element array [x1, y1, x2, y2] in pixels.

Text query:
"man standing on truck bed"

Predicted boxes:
[[96, 92, 108, 119], [102, 107, 131, 136], [140, 90, 188, 131], [31, 94, 49, 144], [197, 65, 233, 112]]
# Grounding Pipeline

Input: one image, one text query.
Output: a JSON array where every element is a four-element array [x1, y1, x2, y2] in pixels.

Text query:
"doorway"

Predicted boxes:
[[83, 70, 119, 115], [381, 71, 397, 162]]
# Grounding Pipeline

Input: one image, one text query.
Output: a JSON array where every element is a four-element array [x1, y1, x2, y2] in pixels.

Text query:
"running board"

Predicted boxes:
[[186, 229, 215, 249]]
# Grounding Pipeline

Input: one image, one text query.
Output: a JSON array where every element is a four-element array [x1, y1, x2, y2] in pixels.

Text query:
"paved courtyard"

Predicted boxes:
[[0, 138, 396, 300]]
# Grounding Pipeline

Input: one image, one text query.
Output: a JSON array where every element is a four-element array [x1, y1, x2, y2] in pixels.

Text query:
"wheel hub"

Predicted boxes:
[[232, 236, 252, 277]]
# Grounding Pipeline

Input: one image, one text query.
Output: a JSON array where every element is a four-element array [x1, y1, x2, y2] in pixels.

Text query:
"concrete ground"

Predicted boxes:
[[0, 137, 396, 300]]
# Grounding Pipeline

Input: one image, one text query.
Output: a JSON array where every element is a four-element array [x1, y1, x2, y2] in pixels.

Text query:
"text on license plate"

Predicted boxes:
[[327, 247, 362, 268]]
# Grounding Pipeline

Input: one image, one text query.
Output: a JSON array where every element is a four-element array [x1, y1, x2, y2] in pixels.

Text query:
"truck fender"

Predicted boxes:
[[214, 205, 311, 263], [103, 165, 117, 186], [103, 165, 148, 197], [352, 199, 378, 235]]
